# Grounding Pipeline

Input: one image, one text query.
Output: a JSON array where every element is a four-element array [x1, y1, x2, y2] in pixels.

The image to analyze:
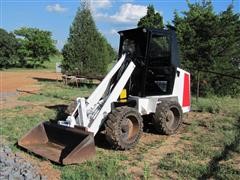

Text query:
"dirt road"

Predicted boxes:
[[1, 71, 62, 93]]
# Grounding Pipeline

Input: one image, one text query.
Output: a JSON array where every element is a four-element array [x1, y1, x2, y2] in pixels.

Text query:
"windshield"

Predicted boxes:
[[122, 39, 136, 55], [150, 35, 170, 57]]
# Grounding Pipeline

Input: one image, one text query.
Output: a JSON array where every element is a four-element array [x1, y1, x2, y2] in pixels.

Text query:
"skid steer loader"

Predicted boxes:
[[18, 27, 191, 164]]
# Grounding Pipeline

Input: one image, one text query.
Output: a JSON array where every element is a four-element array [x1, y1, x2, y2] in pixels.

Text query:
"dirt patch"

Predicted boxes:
[[123, 112, 203, 179], [0, 70, 62, 110], [0, 95, 31, 110], [127, 134, 184, 179], [1, 71, 62, 93], [185, 111, 214, 122], [222, 152, 240, 170], [140, 132, 161, 144]]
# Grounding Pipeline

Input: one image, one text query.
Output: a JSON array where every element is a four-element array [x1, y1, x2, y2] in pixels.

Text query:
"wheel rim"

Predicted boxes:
[[166, 107, 180, 130], [121, 115, 139, 142]]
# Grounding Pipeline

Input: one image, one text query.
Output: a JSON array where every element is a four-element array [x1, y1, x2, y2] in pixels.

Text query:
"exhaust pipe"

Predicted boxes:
[[18, 121, 96, 165]]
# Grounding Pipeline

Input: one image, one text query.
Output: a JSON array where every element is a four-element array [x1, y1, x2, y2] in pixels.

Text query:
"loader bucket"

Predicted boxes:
[[18, 121, 96, 165]]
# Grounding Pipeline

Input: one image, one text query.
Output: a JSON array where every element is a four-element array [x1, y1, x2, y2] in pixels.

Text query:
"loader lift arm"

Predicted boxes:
[[58, 53, 136, 135], [18, 54, 136, 165]]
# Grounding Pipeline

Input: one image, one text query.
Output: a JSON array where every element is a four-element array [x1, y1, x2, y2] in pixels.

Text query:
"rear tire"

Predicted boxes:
[[105, 106, 143, 150], [153, 101, 183, 135]]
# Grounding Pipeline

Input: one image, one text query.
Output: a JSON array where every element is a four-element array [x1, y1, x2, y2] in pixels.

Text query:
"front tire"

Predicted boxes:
[[153, 101, 183, 135], [105, 106, 143, 150]]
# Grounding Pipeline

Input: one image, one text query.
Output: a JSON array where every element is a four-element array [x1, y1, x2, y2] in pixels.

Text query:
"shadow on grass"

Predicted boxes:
[[18, 89, 73, 101], [94, 131, 112, 150], [198, 116, 240, 179], [45, 104, 69, 122]]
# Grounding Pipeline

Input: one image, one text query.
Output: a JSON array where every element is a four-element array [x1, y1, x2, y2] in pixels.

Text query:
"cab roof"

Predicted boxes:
[[118, 26, 176, 36]]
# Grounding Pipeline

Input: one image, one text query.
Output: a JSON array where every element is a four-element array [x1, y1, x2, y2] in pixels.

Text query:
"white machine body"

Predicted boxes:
[[58, 54, 191, 136]]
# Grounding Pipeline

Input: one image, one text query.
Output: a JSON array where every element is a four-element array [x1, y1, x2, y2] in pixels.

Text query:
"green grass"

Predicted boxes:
[[42, 55, 63, 70], [60, 154, 131, 179], [1, 81, 131, 178], [1, 79, 239, 179], [191, 96, 240, 117], [18, 82, 94, 104], [0, 106, 55, 147], [158, 96, 240, 179], [159, 152, 208, 178], [143, 162, 151, 180], [1, 81, 94, 146]]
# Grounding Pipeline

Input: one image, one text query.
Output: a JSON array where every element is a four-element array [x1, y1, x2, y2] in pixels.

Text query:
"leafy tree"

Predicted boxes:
[[14, 27, 57, 67], [173, 1, 240, 96], [212, 5, 240, 96], [0, 28, 19, 68], [62, 1, 115, 77], [104, 38, 117, 65], [138, 5, 164, 29]]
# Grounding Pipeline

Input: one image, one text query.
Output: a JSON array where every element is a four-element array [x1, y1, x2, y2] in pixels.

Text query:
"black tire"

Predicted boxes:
[[105, 106, 143, 150], [153, 101, 183, 135]]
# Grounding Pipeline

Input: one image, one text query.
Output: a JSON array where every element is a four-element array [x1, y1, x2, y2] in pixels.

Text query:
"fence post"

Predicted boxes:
[[196, 70, 200, 102]]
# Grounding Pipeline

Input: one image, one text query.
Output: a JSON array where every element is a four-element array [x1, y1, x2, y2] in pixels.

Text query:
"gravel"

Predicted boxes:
[[0, 144, 47, 180]]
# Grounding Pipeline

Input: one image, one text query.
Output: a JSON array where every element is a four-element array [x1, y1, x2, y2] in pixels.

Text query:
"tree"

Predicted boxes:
[[14, 27, 57, 67], [138, 5, 164, 29], [212, 5, 240, 96], [0, 28, 19, 68], [62, 1, 115, 77], [173, 0, 240, 96]]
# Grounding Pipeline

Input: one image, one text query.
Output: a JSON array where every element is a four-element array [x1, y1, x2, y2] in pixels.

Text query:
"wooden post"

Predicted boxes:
[[196, 70, 200, 102]]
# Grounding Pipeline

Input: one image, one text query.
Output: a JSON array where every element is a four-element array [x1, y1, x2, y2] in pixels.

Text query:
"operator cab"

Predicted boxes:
[[118, 27, 180, 97]]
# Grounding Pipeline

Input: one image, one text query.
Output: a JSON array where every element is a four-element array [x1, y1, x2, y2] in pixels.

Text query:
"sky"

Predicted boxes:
[[1, 0, 239, 50]]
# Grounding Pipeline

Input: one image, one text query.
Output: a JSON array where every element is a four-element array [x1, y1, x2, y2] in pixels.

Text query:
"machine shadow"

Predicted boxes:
[[94, 131, 112, 150], [45, 104, 69, 122], [44, 105, 163, 150], [198, 116, 240, 179], [142, 115, 161, 135]]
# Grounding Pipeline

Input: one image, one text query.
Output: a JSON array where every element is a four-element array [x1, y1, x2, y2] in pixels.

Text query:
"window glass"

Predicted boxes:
[[122, 39, 136, 54], [154, 80, 168, 92], [150, 35, 170, 58]]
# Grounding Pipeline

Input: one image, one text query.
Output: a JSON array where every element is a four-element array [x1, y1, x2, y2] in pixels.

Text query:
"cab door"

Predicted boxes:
[[145, 32, 176, 96]]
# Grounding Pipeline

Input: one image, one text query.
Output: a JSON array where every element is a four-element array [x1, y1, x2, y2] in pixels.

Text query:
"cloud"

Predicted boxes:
[[91, 0, 112, 9], [110, 3, 147, 23], [110, 28, 118, 35], [93, 3, 147, 24], [94, 12, 108, 19], [46, 4, 67, 13]]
